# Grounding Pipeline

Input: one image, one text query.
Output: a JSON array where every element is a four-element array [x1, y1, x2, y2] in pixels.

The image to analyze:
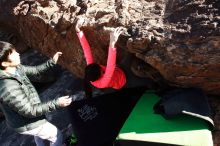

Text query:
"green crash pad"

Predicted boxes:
[[118, 91, 213, 146]]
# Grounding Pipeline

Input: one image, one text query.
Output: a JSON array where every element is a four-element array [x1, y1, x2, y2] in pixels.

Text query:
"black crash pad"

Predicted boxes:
[[67, 87, 146, 146]]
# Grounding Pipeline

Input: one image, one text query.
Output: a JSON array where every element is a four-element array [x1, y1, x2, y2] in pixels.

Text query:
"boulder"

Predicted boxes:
[[0, 0, 219, 95]]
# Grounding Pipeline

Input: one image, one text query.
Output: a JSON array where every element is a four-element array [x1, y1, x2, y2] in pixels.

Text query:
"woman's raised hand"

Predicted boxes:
[[75, 17, 85, 32], [109, 27, 124, 48]]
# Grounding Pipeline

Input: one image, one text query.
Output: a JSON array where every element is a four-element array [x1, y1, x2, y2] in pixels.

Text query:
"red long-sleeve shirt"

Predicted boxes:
[[77, 31, 126, 89]]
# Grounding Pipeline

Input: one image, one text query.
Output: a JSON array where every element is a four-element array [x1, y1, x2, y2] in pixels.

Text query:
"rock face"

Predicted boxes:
[[0, 0, 219, 96]]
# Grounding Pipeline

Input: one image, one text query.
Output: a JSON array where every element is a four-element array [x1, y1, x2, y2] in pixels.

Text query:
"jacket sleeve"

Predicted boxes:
[[21, 59, 56, 77], [93, 47, 116, 87], [0, 82, 60, 118], [77, 31, 94, 65]]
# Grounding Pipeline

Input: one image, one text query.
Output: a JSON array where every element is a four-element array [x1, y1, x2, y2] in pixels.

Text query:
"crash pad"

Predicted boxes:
[[117, 91, 213, 146], [68, 87, 147, 146]]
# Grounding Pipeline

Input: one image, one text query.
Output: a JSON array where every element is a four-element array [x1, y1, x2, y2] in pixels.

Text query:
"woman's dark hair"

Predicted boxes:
[[84, 63, 102, 98], [0, 41, 14, 70]]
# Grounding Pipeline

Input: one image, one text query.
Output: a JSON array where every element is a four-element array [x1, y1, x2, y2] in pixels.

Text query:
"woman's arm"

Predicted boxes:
[[93, 27, 123, 87], [76, 31, 94, 65], [76, 17, 94, 65], [97, 47, 116, 87]]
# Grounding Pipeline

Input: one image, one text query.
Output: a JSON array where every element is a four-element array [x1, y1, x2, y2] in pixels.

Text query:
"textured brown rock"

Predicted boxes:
[[0, 0, 219, 96]]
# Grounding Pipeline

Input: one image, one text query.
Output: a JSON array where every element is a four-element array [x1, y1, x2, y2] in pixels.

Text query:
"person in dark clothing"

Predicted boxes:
[[0, 41, 72, 146]]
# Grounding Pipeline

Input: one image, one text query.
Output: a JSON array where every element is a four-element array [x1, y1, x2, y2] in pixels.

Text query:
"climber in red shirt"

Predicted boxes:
[[75, 18, 126, 98]]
